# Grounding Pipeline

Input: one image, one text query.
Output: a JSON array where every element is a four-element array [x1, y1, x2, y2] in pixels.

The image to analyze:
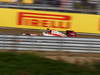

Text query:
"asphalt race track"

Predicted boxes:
[[0, 27, 100, 38]]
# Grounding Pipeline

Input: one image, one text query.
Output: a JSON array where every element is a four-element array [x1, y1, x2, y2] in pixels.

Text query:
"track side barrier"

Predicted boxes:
[[0, 35, 100, 53]]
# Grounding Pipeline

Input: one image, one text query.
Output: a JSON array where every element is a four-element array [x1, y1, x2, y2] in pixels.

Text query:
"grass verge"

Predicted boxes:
[[0, 52, 99, 75]]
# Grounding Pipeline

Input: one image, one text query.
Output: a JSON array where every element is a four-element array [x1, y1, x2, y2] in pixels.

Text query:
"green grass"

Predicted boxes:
[[0, 52, 99, 75]]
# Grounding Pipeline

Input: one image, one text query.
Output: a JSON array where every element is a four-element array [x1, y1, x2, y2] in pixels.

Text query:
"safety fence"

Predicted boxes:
[[0, 35, 100, 53]]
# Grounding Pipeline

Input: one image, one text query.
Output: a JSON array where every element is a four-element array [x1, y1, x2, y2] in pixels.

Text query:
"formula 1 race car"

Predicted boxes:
[[22, 30, 77, 37], [65, 30, 77, 37], [42, 30, 66, 37]]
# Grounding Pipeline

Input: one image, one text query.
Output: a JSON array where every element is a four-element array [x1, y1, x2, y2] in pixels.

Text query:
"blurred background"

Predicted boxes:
[[0, 0, 99, 14], [0, 0, 99, 37]]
